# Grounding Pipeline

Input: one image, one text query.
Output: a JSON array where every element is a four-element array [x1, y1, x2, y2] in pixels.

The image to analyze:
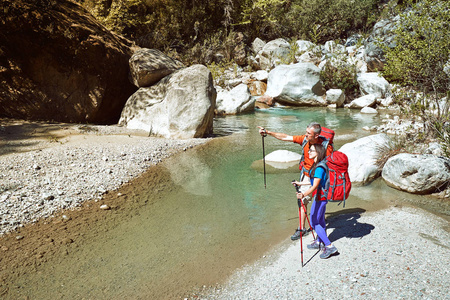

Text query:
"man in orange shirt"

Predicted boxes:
[[258, 122, 333, 240]]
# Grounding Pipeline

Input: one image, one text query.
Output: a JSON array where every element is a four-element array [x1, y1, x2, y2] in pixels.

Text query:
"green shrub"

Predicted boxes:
[[381, 0, 450, 95], [320, 60, 359, 100], [380, 0, 450, 157], [283, 0, 381, 43]]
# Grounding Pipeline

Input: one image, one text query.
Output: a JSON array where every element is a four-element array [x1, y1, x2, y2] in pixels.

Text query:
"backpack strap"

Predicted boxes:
[[311, 162, 328, 201], [316, 161, 328, 172]]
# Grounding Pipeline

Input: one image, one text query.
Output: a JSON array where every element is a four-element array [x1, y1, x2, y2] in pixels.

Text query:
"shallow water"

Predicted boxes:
[[6, 107, 449, 299]]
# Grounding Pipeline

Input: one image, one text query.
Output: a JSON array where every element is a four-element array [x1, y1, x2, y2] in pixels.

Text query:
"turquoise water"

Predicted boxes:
[[7, 107, 449, 299]]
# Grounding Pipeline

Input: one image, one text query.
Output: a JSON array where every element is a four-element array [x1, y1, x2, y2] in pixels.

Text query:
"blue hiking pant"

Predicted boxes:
[[310, 200, 331, 246]]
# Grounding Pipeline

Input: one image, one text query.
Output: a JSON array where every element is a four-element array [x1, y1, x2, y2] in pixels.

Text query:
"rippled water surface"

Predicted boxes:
[[9, 107, 449, 299]]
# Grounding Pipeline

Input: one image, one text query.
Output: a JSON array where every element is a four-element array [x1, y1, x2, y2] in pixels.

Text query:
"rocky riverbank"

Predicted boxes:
[[0, 119, 209, 236], [196, 206, 450, 299]]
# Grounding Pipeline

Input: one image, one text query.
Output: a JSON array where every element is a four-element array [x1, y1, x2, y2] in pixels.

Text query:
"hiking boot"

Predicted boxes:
[[320, 245, 338, 259], [307, 239, 323, 250], [290, 228, 309, 240]]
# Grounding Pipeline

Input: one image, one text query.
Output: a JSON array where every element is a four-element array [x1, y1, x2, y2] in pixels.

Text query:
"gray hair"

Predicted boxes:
[[307, 122, 321, 135]]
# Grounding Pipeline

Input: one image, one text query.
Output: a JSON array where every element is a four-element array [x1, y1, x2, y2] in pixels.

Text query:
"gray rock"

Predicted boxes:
[[265, 63, 326, 106], [129, 48, 184, 88], [326, 89, 345, 107], [382, 154, 450, 194], [255, 38, 291, 70], [216, 84, 254, 115], [348, 94, 377, 109], [357, 72, 391, 98]]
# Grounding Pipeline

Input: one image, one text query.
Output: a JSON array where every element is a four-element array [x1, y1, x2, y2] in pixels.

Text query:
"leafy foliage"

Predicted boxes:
[[320, 59, 359, 100], [75, 0, 385, 63], [282, 0, 382, 43], [381, 0, 450, 95], [380, 0, 450, 157]]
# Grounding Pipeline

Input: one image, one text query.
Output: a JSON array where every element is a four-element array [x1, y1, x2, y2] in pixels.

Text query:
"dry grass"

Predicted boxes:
[[374, 136, 409, 171]]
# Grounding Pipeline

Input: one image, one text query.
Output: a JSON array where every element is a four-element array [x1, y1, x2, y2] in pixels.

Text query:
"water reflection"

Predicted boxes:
[[165, 150, 213, 196]]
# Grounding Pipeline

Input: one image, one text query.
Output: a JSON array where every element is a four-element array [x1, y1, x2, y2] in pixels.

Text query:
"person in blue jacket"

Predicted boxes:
[[292, 143, 338, 259]]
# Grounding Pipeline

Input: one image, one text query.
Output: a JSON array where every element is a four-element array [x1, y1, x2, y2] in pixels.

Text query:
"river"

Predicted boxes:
[[4, 107, 449, 299]]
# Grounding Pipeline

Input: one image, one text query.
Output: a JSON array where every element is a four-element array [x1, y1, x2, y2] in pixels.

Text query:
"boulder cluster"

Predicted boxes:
[[119, 49, 216, 139]]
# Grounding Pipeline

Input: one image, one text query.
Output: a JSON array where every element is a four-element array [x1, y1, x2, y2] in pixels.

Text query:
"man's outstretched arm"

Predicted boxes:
[[258, 126, 294, 142]]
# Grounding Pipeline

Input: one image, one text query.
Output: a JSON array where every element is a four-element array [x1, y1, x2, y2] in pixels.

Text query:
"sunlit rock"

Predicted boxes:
[[339, 134, 390, 185], [119, 64, 216, 139], [357, 72, 391, 98], [382, 154, 450, 194], [265, 63, 326, 106], [215, 84, 255, 115]]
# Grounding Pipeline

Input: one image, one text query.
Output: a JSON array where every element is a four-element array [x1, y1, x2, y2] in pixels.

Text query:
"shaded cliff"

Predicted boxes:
[[0, 0, 137, 123]]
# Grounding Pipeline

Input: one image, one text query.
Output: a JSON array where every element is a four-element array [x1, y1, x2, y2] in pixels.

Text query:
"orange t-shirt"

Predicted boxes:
[[293, 135, 333, 172]]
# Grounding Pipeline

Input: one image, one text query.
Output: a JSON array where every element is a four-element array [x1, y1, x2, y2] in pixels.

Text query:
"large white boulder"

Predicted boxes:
[[326, 89, 345, 107], [382, 154, 450, 194], [265, 62, 326, 106], [357, 72, 391, 98], [119, 64, 216, 139], [216, 84, 255, 115], [339, 134, 390, 185]]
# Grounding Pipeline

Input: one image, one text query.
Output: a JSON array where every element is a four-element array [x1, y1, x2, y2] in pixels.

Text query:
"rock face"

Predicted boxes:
[[0, 0, 136, 123], [119, 65, 216, 139], [382, 154, 450, 194], [129, 48, 184, 87], [364, 16, 399, 71]]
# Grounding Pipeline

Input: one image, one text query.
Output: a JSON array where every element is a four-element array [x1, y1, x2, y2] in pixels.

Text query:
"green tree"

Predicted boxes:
[[382, 0, 450, 157], [381, 0, 450, 95], [283, 0, 381, 43]]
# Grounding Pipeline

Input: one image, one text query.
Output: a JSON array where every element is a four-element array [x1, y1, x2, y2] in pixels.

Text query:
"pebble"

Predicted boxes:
[[0, 127, 208, 236], [99, 204, 110, 210], [198, 208, 450, 299]]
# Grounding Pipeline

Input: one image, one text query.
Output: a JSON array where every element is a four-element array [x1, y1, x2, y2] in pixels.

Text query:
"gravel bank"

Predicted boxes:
[[198, 207, 450, 299], [0, 123, 209, 236]]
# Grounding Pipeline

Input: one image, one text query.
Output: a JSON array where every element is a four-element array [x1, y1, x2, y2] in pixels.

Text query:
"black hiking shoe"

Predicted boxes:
[[290, 228, 310, 240]]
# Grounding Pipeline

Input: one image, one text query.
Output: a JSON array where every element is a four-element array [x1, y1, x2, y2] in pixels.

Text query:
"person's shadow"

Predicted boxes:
[[325, 208, 375, 242]]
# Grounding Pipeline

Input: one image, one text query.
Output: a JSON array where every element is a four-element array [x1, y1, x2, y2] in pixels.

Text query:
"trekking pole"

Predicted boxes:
[[298, 201, 304, 267], [262, 130, 267, 189], [292, 181, 316, 240]]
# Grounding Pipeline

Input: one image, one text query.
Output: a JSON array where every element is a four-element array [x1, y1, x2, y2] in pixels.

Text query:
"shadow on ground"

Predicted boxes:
[[0, 119, 81, 156], [326, 208, 375, 242]]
